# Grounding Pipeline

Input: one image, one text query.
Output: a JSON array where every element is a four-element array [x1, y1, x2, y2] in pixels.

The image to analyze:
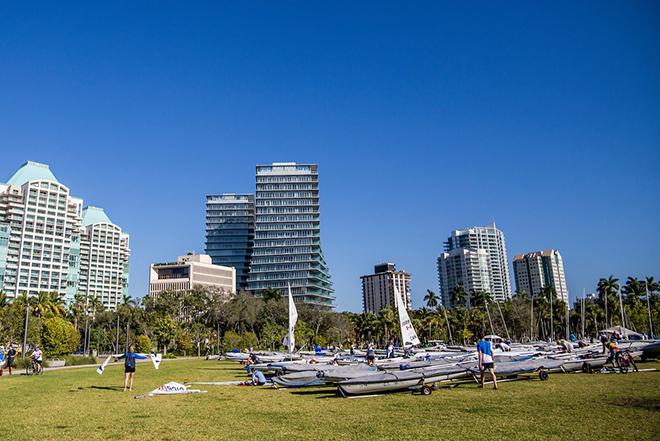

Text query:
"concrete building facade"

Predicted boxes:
[[361, 263, 411, 314], [438, 224, 512, 308], [437, 248, 491, 308], [149, 253, 236, 298], [0, 161, 129, 309], [513, 249, 568, 303]]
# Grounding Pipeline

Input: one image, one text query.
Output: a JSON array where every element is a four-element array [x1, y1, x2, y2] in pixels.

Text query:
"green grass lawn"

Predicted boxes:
[[1, 358, 658, 441]]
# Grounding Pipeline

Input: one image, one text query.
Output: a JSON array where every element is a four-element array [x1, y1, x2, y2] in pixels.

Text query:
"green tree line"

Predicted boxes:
[[0, 275, 657, 358]]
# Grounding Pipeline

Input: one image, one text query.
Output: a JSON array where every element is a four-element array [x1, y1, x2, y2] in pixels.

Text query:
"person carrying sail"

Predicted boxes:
[[115, 345, 148, 392]]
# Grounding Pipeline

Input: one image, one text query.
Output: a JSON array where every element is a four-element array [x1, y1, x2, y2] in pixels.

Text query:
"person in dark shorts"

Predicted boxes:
[[6, 344, 17, 375], [477, 337, 497, 390], [366, 343, 376, 366], [115, 345, 147, 392]]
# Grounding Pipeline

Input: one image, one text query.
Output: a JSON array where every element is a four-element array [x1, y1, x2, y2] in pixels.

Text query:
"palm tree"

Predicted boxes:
[[449, 285, 467, 309], [424, 290, 438, 309], [378, 306, 397, 344], [597, 276, 619, 328], [261, 287, 282, 303], [32, 291, 53, 317], [48, 292, 66, 316], [622, 277, 645, 306], [0, 291, 7, 308], [471, 290, 494, 334]]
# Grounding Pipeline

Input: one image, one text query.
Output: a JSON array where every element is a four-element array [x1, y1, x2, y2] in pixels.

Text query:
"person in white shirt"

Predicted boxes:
[[31, 346, 43, 374]]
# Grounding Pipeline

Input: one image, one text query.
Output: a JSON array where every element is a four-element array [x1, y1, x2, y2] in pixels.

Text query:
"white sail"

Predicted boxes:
[[287, 282, 298, 353], [394, 285, 420, 347]]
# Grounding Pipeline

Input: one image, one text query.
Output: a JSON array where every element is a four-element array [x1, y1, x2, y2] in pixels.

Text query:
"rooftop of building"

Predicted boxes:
[[82, 206, 113, 226], [6, 161, 59, 187], [513, 249, 560, 260], [152, 253, 235, 269]]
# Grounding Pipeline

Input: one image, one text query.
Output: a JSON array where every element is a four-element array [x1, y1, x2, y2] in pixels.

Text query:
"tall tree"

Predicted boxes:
[[597, 276, 619, 328], [449, 285, 467, 309], [261, 287, 282, 303], [424, 290, 438, 309]]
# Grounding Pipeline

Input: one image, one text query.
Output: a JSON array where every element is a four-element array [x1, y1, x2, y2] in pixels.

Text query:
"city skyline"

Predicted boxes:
[[1, 3, 658, 311]]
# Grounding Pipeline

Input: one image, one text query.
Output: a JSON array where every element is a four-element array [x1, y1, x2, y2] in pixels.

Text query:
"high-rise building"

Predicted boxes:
[[513, 250, 568, 303], [438, 223, 512, 307], [247, 162, 334, 308], [437, 248, 490, 308], [0, 161, 130, 309], [361, 263, 411, 314], [77, 207, 130, 310], [149, 253, 235, 298], [205, 194, 254, 291]]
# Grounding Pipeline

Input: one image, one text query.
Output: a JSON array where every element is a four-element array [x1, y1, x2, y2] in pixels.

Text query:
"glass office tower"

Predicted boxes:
[[205, 194, 254, 291], [247, 163, 334, 308]]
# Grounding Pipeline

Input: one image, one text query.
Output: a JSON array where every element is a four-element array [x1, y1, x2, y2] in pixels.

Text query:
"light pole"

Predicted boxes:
[[22, 299, 30, 359]]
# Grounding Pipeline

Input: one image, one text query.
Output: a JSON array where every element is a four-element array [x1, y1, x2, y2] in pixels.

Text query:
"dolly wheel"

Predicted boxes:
[[539, 370, 549, 381], [421, 386, 432, 396]]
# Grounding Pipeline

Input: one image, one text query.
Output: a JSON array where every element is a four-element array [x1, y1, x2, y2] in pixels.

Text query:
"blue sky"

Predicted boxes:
[[1, 2, 659, 311]]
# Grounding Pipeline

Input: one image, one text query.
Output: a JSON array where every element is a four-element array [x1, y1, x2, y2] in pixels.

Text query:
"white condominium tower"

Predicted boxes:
[[78, 207, 130, 310], [513, 250, 568, 303], [438, 223, 512, 307], [437, 248, 491, 308], [361, 263, 412, 314], [0, 161, 129, 309]]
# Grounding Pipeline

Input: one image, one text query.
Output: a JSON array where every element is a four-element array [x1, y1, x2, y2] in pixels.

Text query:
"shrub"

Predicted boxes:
[[42, 317, 80, 357], [240, 331, 258, 350], [135, 335, 152, 353], [176, 330, 193, 356], [222, 330, 242, 351]]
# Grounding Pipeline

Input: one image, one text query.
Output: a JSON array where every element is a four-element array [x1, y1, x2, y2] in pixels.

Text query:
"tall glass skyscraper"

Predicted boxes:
[[247, 163, 334, 308], [205, 194, 254, 291]]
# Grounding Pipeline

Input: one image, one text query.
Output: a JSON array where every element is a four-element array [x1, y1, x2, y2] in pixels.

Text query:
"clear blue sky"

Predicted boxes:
[[1, 2, 659, 311]]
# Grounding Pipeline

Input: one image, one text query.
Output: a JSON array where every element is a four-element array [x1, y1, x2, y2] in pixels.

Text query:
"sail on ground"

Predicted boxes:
[[394, 285, 421, 347]]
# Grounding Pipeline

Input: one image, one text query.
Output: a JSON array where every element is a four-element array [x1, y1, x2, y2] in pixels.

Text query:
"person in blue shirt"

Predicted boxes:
[[251, 369, 267, 386], [476, 338, 498, 390], [115, 346, 147, 392]]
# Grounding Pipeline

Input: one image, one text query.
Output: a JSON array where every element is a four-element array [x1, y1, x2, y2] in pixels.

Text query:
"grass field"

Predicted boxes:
[[1, 358, 658, 441]]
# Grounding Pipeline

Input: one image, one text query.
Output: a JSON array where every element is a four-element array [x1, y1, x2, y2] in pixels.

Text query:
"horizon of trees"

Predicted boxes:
[[0, 275, 657, 358]]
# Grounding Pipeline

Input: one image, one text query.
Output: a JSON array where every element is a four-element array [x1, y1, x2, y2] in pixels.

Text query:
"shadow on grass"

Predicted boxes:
[[611, 397, 660, 411], [88, 385, 125, 392], [288, 389, 339, 399]]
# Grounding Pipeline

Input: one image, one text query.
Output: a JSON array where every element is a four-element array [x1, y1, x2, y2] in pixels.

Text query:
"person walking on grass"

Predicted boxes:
[[115, 345, 147, 392], [477, 337, 497, 390]]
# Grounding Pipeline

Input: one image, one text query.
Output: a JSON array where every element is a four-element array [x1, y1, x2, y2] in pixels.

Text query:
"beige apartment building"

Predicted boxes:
[[149, 253, 235, 298], [513, 249, 568, 303], [361, 263, 412, 314]]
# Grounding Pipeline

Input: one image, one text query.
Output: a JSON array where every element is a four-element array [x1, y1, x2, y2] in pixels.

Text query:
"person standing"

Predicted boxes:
[[366, 343, 376, 366], [0, 346, 5, 376], [115, 346, 147, 392], [477, 337, 497, 390], [6, 344, 16, 375]]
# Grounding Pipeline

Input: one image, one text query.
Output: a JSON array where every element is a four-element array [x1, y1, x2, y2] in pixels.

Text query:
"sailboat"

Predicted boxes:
[[394, 284, 421, 348]]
